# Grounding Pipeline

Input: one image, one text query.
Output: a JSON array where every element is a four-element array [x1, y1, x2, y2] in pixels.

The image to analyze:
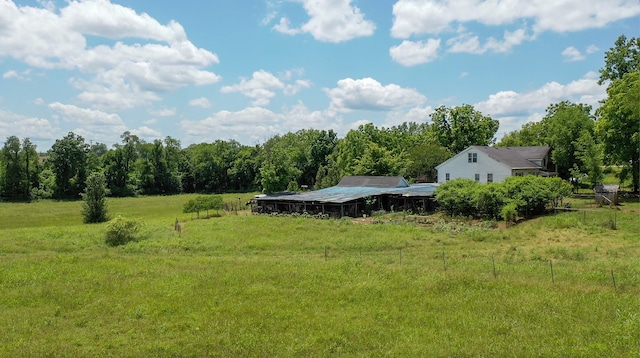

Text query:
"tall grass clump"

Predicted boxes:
[[105, 215, 143, 246]]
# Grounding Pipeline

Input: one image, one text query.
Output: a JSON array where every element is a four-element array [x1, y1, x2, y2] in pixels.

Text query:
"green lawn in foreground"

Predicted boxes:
[[0, 195, 638, 356]]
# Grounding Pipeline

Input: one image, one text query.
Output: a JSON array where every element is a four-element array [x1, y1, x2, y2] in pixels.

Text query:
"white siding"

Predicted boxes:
[[437, 147, 511, 183]]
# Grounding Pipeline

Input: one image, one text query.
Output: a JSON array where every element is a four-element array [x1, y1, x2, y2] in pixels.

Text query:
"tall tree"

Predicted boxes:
[[430, 104, 499, 153], [572, 130, 604, 189], [1, 136, 26, 200], [496, 121, 546, 147], [49, 132, 89, 199], [542, 101, 595, 179], [597, 71, 640, 192], [598, 35, 639, 86], [81, 172, 109, 223]]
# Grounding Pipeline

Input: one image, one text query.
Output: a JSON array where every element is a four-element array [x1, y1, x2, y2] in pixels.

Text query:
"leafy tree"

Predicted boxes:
[[572, 130, 604, 188], [353, 142, 406, 176], [48, 132, 89, 199], [1, 136, 40, 201], [597, 71, 640, 192], [475, 183, 506, 220], [430, 104, 499, 154], [183, 195, 223, 218], [496, 121, 546, 147], [502, 176, 572, 218], [81, 172, 109, 223], [406, 143, 451, 182], [542, 101, 595, 179], [598, 35, 639, 86]]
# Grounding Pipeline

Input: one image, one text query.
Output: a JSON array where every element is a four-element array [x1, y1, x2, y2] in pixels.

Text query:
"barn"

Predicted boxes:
[[252, 176, 438, 218]]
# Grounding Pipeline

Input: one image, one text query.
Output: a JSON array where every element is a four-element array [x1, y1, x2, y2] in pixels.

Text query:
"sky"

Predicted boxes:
[[0, 0, 639, 151]]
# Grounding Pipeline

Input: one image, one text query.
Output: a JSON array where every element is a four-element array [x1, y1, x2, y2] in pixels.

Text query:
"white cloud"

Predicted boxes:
[[130, 126, 162, 140], [189, 97, 212, 108], [284, 79, 312, 96], [221, 70, 284, 106], [2, 71, 18, 79], [384, 105, 435, 128], [389, 39, 441, 66], [474, 72, 606, 136], [34, 98, 45, 105], [586, 44, 599, 54], [180, 103, 343, 145], [562, 46, 585, 62], [48, 102, 124, 125], [391, 0, 640, 38], [0, 0, 220, 111], [149, 108, 177, 117], [447, 28, 530, 54], [273, 0, 375, 43], [0, 108, 59, 144], [324, 78, 426, 113]]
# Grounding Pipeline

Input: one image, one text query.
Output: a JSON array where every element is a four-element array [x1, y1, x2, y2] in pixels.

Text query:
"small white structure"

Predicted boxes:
[[436, 146, 555, 184]]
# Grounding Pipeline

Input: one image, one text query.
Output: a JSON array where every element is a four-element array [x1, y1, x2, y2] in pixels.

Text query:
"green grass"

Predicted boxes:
[[0, 195, 639, 356]]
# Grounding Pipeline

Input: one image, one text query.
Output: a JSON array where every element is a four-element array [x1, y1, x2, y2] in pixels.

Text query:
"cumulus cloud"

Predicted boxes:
[[149, 108, 177, 117], [562, 46, 585, 61], [389, 39, 441, 66], [390, 0, 640, 55], [324, 78, 426, 113], [391, 0, 640, 38], [0, 0, 220, 111], [474, 71, 606, 136], [221, 69, 311, 106], [131, 126, 162, 139], [180, 103, 343, 145], [586, 44, 599, 54], [0, 108, 59, 145], [189, 97, 212, 108], [272, 0, 375, 43]]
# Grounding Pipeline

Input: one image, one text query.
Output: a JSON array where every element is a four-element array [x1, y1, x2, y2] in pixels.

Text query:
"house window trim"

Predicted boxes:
[[445, 173, 450, 182], [474, 173, 480, 182], [468, 152, 477, 163], [487, 173, 493, 183]]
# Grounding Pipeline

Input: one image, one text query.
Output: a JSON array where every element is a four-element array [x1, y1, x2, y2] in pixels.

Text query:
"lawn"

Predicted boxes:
[[0, 194, 638, 356]]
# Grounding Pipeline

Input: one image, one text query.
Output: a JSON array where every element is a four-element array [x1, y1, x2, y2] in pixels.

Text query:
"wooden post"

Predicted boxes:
[[443, 251, 447, 272], [324, 246, 328, 261], [550, 260, 555, 284], [492, 255, 497, 278], [399, 248, 402, 265]]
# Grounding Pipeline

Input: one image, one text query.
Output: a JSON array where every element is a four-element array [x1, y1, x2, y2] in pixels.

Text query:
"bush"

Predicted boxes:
[[436, 178, 479, 216], [81, 172, 109, 223], [105, 215, 143, 246]]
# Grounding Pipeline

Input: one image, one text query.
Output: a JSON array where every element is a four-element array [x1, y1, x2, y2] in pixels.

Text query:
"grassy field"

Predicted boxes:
[[0, 194, 639, 356]]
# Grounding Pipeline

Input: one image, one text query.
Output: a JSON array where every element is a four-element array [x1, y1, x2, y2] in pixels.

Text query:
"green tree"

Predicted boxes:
[[542, 101, 595, 179], [81, 172, 109, 223], [597, 71, 640, 192], [496, 121, 546, 147], [572, 130, 604, 188], [49, 132, 89, 199], [598, 35, 639, 85], [1, 136, 40, 201], [430, 104, 499, 154], [406, 143, 451, 182]]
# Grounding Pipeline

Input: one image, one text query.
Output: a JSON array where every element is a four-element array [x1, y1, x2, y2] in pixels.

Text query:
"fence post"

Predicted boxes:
[[324, 246, 328, 261], [442, 251, 447, 272], [611, 270, 617, 289], [492, 255, 497, 278], [399, 248, 402, 266], [550, 260, 555, 284]]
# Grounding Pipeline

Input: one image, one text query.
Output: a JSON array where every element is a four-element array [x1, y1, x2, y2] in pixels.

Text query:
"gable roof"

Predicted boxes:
[[337, 176, 409, 188], [474, 146, 550, 169]]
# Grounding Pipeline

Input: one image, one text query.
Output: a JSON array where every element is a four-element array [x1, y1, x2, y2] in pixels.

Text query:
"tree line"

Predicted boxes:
[[0, 35, 637, 201]]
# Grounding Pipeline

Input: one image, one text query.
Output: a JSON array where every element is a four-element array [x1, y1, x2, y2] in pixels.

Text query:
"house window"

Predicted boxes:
[[445, 173, 450, 181], [468, 153, 477, 163], [487, 173, 493, 183], [515, 172, 523, 177], [474, 174, 480, 182]]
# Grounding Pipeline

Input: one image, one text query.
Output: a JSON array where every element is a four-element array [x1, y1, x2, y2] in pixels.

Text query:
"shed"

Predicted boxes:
[[253, 176, 438, 218], [594, 185, 619, 206]]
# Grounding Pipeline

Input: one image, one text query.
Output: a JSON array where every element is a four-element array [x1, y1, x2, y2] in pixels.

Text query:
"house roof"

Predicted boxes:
[[337, 176, 409, 188], [472, 146, 550, 169]]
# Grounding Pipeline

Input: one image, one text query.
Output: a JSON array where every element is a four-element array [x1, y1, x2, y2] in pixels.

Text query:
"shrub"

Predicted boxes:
[[105, 215, 143, 246], [436, 178, 479, 216]]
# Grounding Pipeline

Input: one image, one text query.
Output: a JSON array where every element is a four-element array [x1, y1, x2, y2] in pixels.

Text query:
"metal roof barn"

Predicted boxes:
[[252, 176, 438, 218]]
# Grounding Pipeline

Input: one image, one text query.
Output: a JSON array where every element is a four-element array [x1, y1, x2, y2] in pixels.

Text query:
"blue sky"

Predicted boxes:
[[1, 0, 638, 151]]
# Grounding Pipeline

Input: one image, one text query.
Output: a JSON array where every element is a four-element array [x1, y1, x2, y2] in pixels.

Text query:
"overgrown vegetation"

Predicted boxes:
[[104, 215, 143, 246], [436, 176, 573, 221]]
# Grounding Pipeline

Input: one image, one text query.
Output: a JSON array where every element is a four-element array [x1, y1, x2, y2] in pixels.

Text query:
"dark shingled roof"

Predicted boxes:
[[474, 146, 550, 169], [337, 176, 409, 188]]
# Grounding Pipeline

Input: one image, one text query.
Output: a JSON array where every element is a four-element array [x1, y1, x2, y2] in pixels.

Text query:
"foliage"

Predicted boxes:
[[0, 136, 39, 201], [572, 130, 604, 188], [598, 34, 639, 85], [104, 215, 143, 246], [496, 121, 546, 147], [183, 195, 224, 218], [436, 178, 479, 216], [474, 183, 506, 219], [542, 101, 595, 179], [430, 104, 499, 153], [81, 172, 109, 223], [596, 71, 640, 193], [48, 132, 90, 199]]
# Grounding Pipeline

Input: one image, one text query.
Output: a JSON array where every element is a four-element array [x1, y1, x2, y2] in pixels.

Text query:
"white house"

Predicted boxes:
[[436, 146, 555, 184]]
